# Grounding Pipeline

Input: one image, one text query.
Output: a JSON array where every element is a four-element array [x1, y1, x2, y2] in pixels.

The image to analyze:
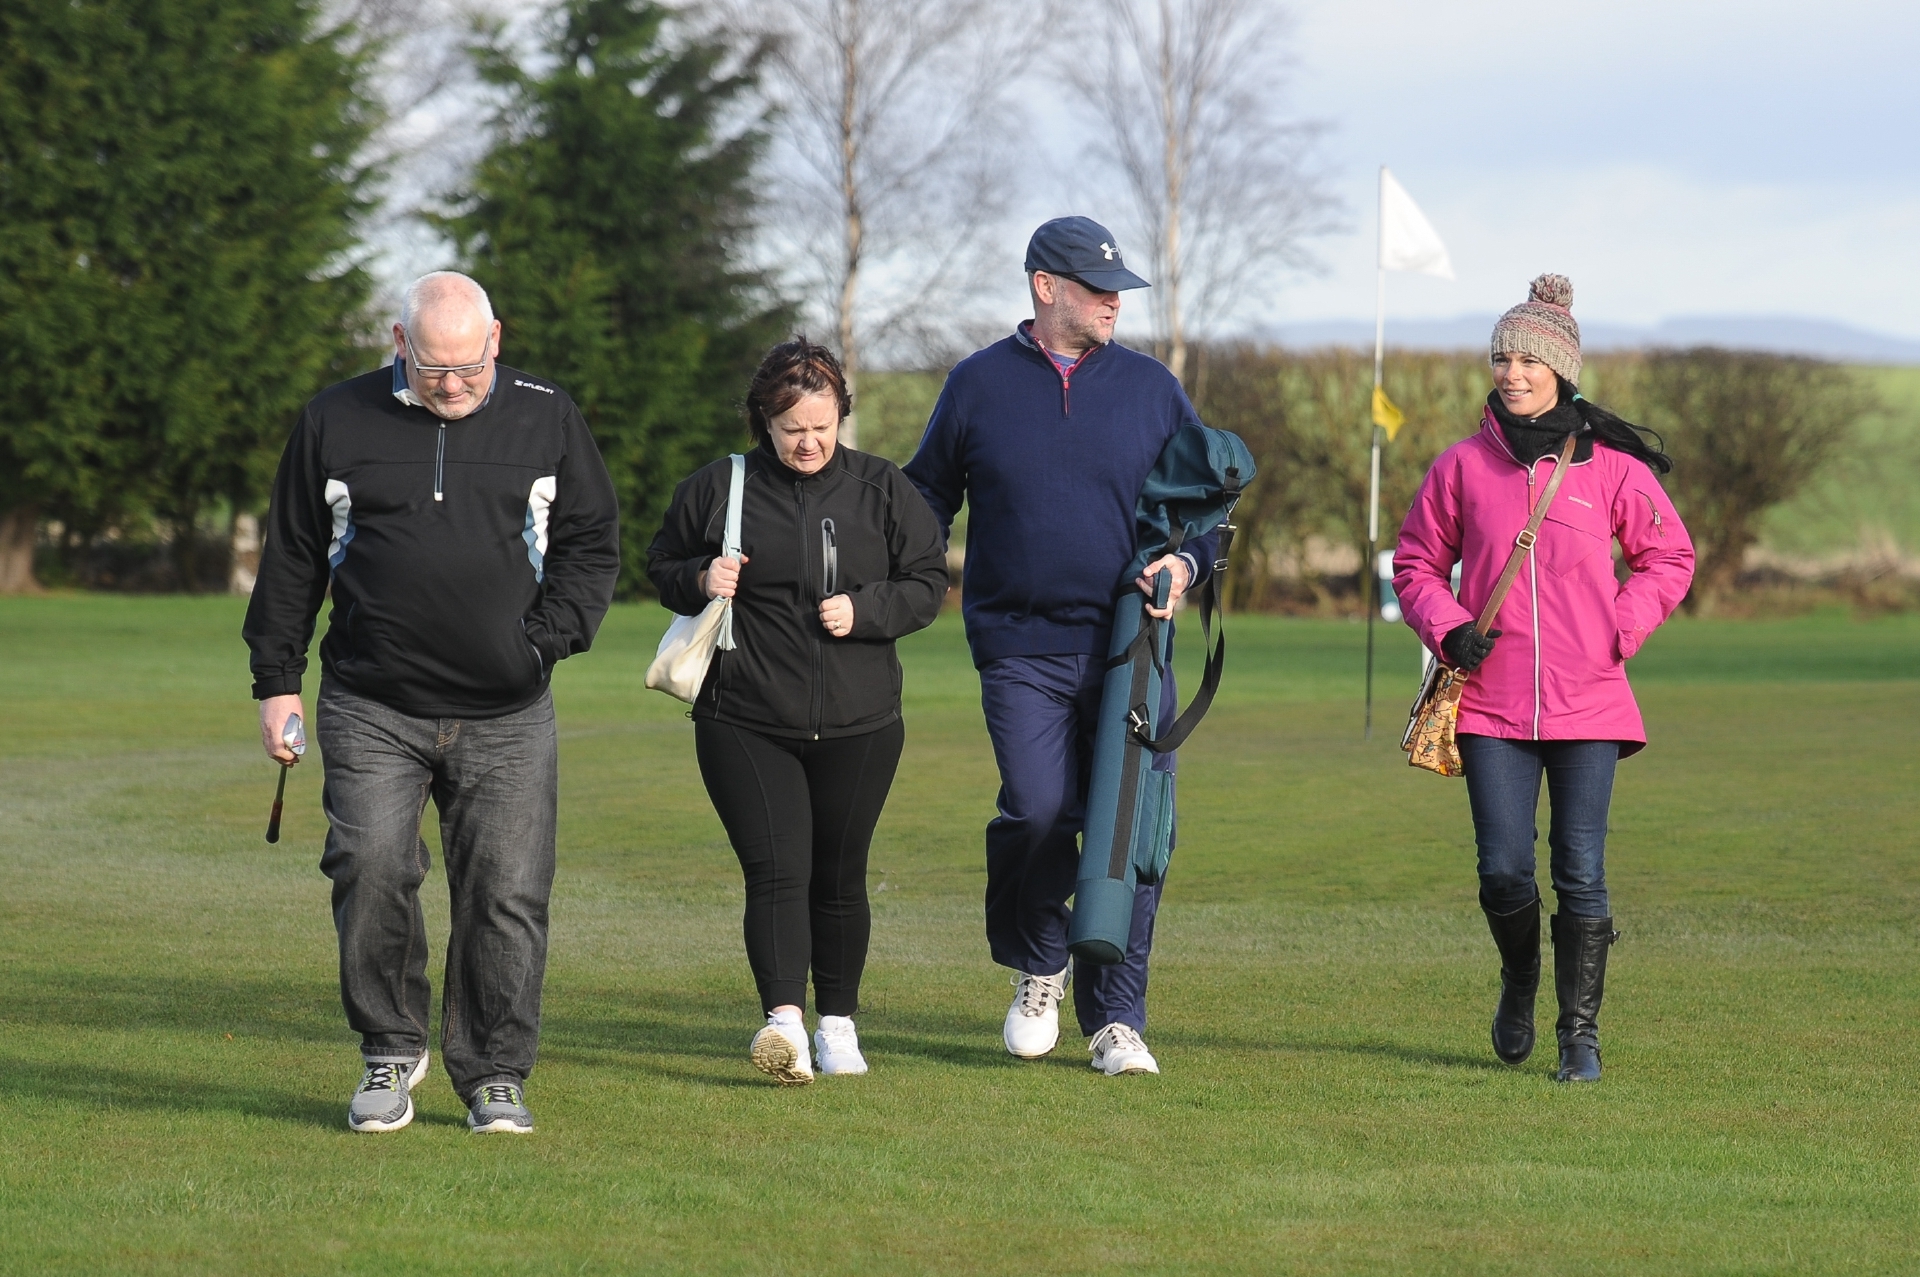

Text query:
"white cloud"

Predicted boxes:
[[1276, 165, 1920, 336], [1262, 0, 1920, 335]]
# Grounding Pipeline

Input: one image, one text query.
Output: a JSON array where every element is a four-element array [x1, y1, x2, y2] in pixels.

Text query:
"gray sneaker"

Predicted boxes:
[[467, 1082, 534, 1134], [347, 1053, 429, 1133]]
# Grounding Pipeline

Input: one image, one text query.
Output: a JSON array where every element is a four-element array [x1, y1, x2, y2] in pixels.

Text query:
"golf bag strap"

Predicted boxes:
[[1132, 470, 1243, 754], [1472, 433, 1577, 637]]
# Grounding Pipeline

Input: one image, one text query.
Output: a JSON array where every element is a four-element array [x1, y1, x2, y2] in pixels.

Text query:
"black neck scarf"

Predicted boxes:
[[1486, 390, 1591, 466]]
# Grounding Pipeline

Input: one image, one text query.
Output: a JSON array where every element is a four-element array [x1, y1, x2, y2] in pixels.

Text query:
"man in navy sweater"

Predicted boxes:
[[905, 217, 1214, 1076]]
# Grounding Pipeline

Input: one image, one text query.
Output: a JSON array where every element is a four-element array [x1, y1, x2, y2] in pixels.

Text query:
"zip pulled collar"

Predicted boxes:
[[393, 356, 498, 505], [1015, 320, 1104, 416]]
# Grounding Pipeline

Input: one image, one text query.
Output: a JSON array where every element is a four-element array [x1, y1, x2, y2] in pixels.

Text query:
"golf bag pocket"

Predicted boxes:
[[1132, 768, 1175, 886]]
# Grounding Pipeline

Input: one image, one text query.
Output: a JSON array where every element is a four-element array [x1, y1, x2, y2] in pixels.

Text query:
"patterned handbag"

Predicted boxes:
[[1401, 433, 1578, 776]]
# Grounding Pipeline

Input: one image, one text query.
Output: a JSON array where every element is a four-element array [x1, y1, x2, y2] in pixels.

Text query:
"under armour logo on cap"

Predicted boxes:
[[1024, 217, 1150, 292]]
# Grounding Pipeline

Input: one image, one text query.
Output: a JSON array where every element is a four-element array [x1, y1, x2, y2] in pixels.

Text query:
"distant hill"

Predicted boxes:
[[1260, 315, 1920, 364]]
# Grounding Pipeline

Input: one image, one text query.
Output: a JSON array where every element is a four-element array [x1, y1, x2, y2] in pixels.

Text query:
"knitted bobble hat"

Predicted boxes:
[[1490, 273, 1582, 386]]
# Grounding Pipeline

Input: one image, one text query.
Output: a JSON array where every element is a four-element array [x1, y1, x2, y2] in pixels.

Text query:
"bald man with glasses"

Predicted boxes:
[[243, 271, 620, 1135]]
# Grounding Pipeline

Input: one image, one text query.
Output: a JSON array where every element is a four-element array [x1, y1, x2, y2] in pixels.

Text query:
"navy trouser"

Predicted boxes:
[[1458, 734, 1618, 919], [978, 651, 1174, 1037]]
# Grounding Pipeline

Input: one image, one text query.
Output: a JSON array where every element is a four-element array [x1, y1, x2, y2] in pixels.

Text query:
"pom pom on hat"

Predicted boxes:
[[1491, 272, 1582, 385], [1528, 273, 1573, 310]]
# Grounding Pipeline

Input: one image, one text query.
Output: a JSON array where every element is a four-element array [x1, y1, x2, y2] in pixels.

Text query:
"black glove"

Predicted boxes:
[[1442, 623, 1501, 673]]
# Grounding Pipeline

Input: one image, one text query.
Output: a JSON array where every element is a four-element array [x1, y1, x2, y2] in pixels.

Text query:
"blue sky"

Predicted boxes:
[[1264, 0, 1920, 334]]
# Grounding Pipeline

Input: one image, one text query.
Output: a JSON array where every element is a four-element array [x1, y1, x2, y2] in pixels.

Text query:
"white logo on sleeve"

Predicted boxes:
[[325, 479, 355, 570], [523, 476, 557, 582]]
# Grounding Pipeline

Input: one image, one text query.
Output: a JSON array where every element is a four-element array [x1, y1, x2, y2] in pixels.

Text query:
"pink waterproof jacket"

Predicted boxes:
[[1393, 410, 1695, 754]]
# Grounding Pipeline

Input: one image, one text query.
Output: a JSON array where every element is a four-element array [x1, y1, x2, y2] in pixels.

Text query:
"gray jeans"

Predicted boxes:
[[315, 680, 558, 1099]]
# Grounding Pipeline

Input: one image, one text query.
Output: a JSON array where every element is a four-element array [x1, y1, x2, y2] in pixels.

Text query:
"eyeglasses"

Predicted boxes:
[[404, 332, 491, 382], [409, 354, 490, 382]]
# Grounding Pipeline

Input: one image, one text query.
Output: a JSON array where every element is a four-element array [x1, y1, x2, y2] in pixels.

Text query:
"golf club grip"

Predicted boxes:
[[266, 763, 289, 843]]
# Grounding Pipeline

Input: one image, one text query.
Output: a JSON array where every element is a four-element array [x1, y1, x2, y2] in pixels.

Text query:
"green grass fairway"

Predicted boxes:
[[3, 597, 1918, 1275]]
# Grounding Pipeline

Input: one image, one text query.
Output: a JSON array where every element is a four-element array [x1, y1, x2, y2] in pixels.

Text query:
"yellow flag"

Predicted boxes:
[[1371, 385, 1406, 441]]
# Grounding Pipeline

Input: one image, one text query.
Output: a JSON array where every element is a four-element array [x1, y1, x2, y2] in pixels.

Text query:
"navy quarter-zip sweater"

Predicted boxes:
[[904, 324, 1215, 667]]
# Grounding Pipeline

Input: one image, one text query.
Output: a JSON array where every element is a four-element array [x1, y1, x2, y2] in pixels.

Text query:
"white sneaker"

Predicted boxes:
[[750, 1014, 814, 1086], [1089, 1022, 1160, 1076], [1003, 967, 1068, 1059], [813, 1015, 869, 1075]]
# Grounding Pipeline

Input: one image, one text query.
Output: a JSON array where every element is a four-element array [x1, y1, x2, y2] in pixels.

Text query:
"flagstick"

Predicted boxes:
[[1364, 167, 1387, 741]]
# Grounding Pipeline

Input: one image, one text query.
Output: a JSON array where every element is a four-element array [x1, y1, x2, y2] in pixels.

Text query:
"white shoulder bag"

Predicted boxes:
[[645, 454, 744, 702]]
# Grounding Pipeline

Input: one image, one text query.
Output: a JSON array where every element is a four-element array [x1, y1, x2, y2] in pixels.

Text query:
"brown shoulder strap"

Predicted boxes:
[[1473, 432, 1578, 636]]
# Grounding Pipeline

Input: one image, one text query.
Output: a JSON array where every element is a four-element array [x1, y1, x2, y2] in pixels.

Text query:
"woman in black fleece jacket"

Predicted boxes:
[[647, 338, 948, 1084]]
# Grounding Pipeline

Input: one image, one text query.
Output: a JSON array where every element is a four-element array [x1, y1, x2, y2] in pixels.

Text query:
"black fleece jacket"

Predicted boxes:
[[243, 361, 620, 718], [647, 443, 948, 739]]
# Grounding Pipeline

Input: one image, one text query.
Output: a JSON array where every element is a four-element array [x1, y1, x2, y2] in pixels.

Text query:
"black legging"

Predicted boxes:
[[694, 719, 905, 1015]]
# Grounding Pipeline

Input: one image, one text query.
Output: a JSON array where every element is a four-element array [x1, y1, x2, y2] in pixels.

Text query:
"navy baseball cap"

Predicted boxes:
[[1024, 216, 1150, 292]]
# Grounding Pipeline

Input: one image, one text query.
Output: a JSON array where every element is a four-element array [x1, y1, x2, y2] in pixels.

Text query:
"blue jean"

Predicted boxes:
[[1458, 734, 1618, 918], [315, 680, 558, 1100], [979, 651, 1174, 1036]]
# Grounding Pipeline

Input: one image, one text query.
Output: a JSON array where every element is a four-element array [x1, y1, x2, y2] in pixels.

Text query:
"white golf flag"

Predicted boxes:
[[1379, 167, 1453, 279]]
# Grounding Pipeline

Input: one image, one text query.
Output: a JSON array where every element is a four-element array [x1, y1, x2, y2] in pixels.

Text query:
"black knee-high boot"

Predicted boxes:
[[1551, 913, 1619, 1082], [1482, 895, 1540, 1065]]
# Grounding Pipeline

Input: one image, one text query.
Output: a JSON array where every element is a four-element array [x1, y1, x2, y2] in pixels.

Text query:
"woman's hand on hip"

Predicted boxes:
[[699, 555, 748, 599], [820, 593, 854, 638]]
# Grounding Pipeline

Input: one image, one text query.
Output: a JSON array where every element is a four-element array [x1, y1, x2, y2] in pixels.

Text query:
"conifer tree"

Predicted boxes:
[[447, 0, 793, 594], [0, 0, 378, 589]]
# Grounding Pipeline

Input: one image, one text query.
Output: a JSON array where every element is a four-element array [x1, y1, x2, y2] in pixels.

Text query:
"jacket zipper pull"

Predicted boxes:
[[434, 423, 446, 503]]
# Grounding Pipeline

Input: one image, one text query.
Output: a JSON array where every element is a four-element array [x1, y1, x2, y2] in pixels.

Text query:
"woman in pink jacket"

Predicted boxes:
[[1394, 275, 1695, 1083]]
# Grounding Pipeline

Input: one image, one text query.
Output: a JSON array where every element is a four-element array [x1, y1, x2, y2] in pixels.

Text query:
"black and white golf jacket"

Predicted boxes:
[[244, 359, 620, 718]]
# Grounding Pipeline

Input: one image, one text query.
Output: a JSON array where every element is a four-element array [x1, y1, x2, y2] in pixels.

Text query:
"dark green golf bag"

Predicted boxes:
[[1068, 423, 1255, 965]]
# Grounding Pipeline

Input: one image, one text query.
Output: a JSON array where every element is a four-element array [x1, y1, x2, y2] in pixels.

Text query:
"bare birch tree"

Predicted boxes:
[[1068, 0, 1337, 384], [330, 0, 503, 305], [725, 0, 1054, 446]]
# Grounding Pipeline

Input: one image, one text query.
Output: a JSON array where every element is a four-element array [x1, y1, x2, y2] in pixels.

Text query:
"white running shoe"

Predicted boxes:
[[1089, 1022, 1160, 1076], [750, 1014, 814, 1085], [1003, 967, 1068, 1059], [813, 1015, 868, 1076]]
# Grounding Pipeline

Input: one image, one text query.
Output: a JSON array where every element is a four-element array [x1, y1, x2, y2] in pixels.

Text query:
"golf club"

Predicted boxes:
[[264, 711, 306, 844]]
